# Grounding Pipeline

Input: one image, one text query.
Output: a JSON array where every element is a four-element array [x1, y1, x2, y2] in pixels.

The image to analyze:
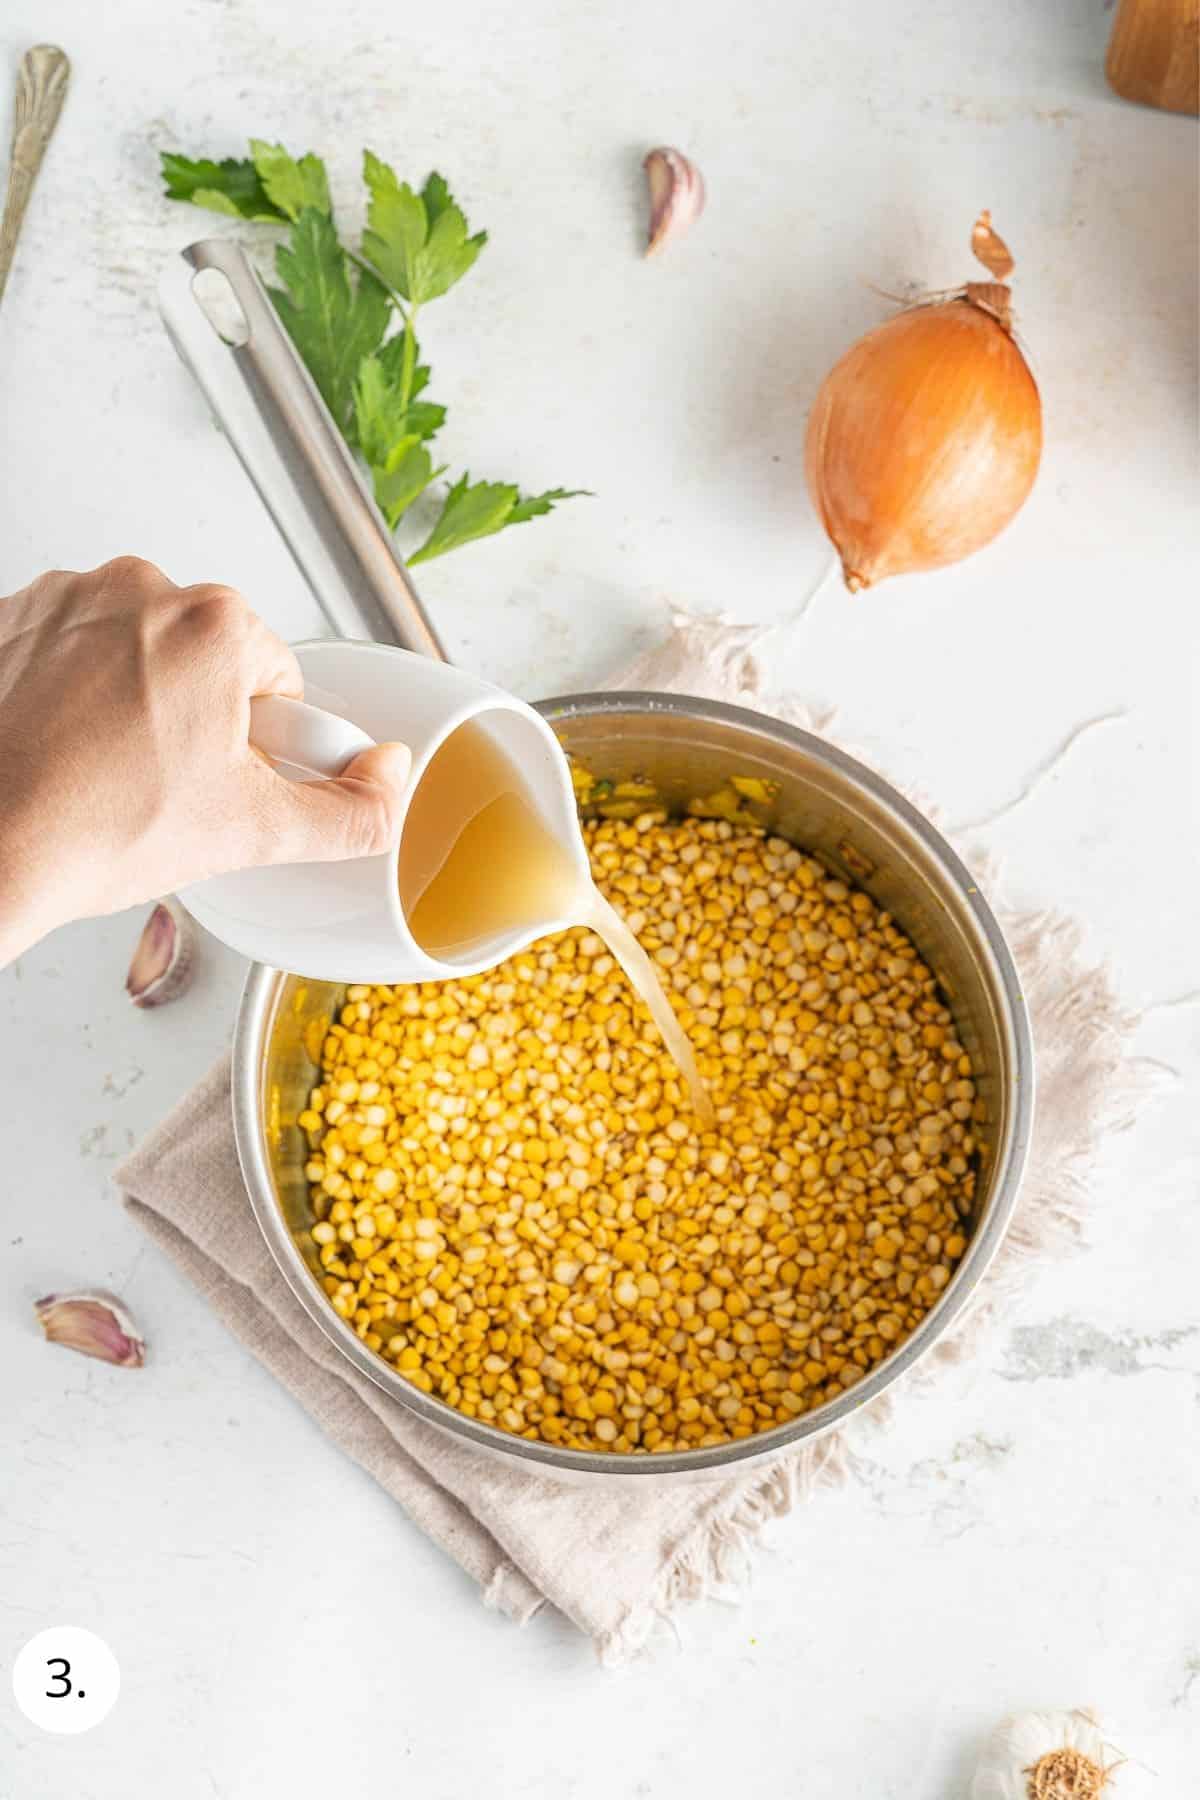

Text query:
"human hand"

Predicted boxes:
[[0, 557, 411, 962]]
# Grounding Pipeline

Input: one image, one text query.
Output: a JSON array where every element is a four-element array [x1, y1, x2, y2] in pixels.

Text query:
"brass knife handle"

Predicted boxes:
[[0, 45, 70, 307]]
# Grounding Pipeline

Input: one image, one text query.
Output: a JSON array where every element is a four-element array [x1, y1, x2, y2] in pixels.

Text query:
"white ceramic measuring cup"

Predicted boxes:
[[180, 639, 592, 982]]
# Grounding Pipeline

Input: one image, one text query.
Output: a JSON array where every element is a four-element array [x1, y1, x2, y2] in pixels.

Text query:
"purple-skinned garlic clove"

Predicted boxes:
[[643, 147, 706, 256], [126, 899, 193, 1008], [35, 1291, 146, 1367]]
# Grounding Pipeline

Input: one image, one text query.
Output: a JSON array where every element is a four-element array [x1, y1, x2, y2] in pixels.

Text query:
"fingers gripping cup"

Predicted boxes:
[[181, 640, 593, 983]]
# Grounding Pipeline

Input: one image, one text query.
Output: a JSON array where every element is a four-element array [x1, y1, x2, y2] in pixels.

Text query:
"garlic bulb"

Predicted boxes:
[[971, 1710, 1149, 1800]]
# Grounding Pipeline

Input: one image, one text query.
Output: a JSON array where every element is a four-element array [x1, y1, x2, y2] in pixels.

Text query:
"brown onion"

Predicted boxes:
[[805, 213, 1042, 593]]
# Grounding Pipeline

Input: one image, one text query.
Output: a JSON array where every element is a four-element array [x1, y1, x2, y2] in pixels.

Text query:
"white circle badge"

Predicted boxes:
[[12, 1627, 120, 1734]]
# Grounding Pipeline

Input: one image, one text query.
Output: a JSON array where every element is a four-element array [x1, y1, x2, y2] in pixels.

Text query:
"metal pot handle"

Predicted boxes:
[[158, 238, 447, 662]]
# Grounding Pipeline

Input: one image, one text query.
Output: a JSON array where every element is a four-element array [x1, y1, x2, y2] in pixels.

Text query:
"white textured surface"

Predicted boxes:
[[1, 1, 1197, 1794]]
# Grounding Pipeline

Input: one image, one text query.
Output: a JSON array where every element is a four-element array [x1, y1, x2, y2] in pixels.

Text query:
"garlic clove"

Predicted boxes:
[[643, 147, 705, 256], [35, 1291, 146, 1368], [971, 208, 1014, 281], [126, 899, 193, 1008]]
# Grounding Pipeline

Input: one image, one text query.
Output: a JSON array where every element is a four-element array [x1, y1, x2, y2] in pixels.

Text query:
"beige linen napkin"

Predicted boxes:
[[115, 611, 1144, 1661]]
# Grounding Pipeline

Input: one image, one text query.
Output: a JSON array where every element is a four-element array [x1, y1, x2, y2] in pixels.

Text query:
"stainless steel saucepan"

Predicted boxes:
[[160, 241, 1034, 1481]]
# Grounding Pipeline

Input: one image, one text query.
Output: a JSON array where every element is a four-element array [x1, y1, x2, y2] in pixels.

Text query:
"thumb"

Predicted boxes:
[[264, 741, 413, 865]]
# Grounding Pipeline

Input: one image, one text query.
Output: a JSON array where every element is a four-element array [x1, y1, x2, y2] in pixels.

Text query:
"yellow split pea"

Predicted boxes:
[[298, 815, 981, 1454]]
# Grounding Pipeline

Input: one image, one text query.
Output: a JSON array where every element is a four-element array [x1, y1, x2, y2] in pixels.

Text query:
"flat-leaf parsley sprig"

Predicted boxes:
[[162, 139, 585, 563]]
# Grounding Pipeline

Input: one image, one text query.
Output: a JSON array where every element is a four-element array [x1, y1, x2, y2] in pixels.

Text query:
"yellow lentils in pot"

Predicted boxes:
[[297, 814, 982, 1454]]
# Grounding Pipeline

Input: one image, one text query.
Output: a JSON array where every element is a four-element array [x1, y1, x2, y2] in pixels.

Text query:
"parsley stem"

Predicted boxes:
[[399, 303, 420, 413], [345, 244, 419, 412], [345, 246, 408, 319]]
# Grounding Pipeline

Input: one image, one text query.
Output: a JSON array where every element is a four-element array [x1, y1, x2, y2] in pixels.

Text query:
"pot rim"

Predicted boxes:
[[232, 690, 1034, 1478]]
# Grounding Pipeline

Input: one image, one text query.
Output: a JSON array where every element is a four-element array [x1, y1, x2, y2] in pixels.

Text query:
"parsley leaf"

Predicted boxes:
[[270, 210, 390, 434], [361, 153, 486, 305], [160, 152, 288, 222], [354, 353, 445, 462], [421, 171, 453, 225], [418, 171, 488, 300], [354, 353, 446, 525], [250, 140, 331, 222], [162, 143, 330, 223], [360, 152, 426, 301], [509, 488, 586, 524], [161, 137, 585, 563], [353, 355, 409, 467], [409, 475, 587, 564], [401, 400, 447, 440], [375, 443, 444, 529]]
